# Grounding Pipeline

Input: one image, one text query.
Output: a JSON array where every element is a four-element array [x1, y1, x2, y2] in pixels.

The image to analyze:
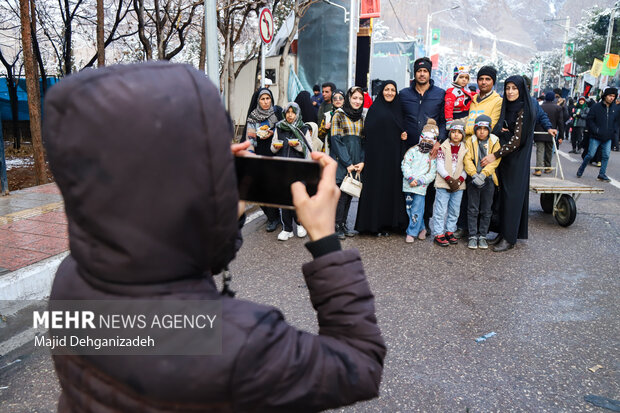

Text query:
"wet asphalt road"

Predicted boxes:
[[1, 146, 619, 412]]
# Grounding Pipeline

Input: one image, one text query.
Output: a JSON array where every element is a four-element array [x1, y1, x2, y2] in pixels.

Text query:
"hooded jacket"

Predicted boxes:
[[43, 62, 385, 413]]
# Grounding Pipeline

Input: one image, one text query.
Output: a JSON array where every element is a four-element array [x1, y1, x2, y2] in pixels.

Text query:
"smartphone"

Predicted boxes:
[[235, 155, 321, 209]]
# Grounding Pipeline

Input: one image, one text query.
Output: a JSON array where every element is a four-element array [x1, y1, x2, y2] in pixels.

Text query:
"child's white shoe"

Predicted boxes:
[[277, 230, 294, 241], [296, 225, 307, 238]]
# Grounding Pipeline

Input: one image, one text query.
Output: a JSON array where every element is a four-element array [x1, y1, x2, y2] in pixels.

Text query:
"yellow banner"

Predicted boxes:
[[591, 58, 604, 77]]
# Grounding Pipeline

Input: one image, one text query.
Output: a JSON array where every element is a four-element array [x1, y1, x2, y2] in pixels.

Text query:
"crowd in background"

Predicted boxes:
[[243, 56, 615, 252]]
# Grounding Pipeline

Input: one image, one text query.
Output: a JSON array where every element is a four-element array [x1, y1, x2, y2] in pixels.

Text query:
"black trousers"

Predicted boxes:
[[262, 206, 280, 224], [336, 190, 353, 227], [467, 181, 495, 237], [281, 209, 298, 232], [571, 127, 584, 151]]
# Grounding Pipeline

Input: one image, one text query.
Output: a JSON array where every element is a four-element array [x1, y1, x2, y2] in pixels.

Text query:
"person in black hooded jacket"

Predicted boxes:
[[43, 62, 385, 413]]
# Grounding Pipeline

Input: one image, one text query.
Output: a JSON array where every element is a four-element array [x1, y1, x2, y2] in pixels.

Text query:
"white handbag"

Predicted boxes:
[[340, 172, 363, 197]]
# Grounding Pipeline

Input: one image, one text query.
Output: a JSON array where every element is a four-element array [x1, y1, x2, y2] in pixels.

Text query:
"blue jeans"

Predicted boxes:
[[405, 193, 425, 236], [431, 188, 464, 236], [578, 138, 611, 176]]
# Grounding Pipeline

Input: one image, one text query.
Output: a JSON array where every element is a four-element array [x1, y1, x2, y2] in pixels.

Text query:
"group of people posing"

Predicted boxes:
[[244, 56, 570, 252]]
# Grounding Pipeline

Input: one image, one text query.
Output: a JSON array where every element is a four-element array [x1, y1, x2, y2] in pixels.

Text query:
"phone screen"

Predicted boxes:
[[235, 155, 321, 209]]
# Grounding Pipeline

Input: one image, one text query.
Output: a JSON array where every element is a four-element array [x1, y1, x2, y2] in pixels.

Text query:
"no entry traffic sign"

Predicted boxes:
[[259, 8, 274, 44]]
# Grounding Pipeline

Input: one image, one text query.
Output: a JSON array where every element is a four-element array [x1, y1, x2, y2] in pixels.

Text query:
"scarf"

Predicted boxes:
[[341, 86, 364, 122], [277, 102, 311, 158], [247, 88, 278, 127]]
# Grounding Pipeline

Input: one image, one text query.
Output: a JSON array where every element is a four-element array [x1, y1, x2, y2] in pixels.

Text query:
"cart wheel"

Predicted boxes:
[[554, 194, 576, 227], [540, 194, 554, 213]]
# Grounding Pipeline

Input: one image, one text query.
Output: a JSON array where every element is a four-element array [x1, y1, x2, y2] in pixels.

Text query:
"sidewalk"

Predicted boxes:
[[0, 184, 68, 299]]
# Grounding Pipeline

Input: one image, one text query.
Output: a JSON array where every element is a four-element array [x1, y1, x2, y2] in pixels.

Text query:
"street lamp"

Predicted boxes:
[[426, 5, 460, 57]]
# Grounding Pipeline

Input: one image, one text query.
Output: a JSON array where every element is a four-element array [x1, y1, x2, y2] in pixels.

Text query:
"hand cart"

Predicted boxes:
[[529, 132, 604, 227]]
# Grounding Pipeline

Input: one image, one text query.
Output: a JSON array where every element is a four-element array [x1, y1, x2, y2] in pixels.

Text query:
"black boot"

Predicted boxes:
[[487, 234, 503, 245], [493, 239, 514, 252], [266, 220, 279, 232], [336, 224, 346, 240]]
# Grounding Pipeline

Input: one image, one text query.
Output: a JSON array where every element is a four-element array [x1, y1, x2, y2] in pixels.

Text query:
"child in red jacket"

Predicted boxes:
[[445, 65, 474, 128]]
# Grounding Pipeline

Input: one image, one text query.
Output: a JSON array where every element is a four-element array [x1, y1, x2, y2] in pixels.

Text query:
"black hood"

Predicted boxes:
[[43, 62, 238, 291]]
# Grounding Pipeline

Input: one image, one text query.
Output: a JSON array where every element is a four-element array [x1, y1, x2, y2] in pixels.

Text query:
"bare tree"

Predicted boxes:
[[19, 0, 46, 184], [217, 0, 265, 112], [0, 48, 22, 149], [276, 0, 314, 105], [97, 0, 105, 66], [133, 0, 200, 61]]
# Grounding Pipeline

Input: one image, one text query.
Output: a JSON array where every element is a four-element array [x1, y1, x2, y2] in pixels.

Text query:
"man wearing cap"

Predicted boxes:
[[399, 56, 447, 236], [465, 66, 503, 137], [576, 87, 618, 182], [400, 57, 447, 149]]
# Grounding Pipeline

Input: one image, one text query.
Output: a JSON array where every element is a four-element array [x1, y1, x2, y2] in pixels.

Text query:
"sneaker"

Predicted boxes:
[[576, 170, 583, 178], [569, 150, 576, 154], [277, 230, 294, 241], [296, 225, 307, 237], [478, 237, 488, 249], [596, 162, 602, 167], [533, 170, 542, 176], [418, 228, 427, 240], [405, 235, 414, 243], [434, 234, 449, 247], [445, 232, 458, 244], [597, 174, 611, 182], [343, 225, 356, 237], [336, 225, 346, 240], [544, 168, 553, 174], [468, 236, 478, 249]]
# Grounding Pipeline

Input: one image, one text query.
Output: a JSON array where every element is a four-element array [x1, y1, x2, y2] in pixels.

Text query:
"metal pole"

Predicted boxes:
[[261, 42, 266, 88], [347, 0, 356, 88], [558, 18, 569, 88], [205, 0, 219, 86], [605, 8, 615, 55], [426, 14, 431, 57]]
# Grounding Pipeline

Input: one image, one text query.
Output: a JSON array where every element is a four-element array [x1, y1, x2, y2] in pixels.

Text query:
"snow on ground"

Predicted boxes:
[[4, 158, 34, 170]]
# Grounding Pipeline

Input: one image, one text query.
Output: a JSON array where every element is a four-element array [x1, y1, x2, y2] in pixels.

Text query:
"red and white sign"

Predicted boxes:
[[259, 8, 274, 44]]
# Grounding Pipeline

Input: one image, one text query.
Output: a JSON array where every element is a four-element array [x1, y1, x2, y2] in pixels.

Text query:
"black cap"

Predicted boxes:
[[414, 57, 432, 74], [477, 66, 497, 84]]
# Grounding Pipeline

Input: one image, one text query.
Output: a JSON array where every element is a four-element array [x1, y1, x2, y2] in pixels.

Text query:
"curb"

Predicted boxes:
[[0, 252, 68, 301]]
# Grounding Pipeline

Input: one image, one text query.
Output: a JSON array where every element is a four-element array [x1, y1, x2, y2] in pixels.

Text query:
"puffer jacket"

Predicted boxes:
[[43, 62, 386, 413], [401, 146, 437, 195]]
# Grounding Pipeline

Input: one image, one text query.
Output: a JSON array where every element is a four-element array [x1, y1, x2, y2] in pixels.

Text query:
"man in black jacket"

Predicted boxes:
[[576, 87, 618, 182], [534, 92, 564, 175]]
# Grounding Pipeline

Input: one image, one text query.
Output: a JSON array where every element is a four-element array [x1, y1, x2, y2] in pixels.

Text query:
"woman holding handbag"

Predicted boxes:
[[330, 86, 365, 240]]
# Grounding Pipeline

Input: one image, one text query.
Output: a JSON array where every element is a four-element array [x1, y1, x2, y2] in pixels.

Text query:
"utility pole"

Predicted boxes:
[[205, 0, 219, 87]]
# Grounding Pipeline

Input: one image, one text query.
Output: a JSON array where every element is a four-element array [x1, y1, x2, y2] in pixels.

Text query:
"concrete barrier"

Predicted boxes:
[[0, 252, 68, 301]]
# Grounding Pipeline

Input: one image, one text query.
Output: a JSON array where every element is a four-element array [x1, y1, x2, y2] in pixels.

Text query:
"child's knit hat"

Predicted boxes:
[[420, 119, 439, 140], [449, 118, 466, 133], [474, 114, 492, 133], [453, 65, 470, 82]]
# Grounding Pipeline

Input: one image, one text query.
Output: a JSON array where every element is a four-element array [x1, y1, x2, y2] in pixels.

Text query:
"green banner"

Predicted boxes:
[[601, 54, 618, 76], [431, 29, 440, 46]]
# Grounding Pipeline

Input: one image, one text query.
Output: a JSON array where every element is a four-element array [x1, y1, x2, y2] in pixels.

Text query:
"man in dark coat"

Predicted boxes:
[[43, 62, 386, 412], [534, 91, 564, 175], [577, 87, 618, 182], [400, 57, 447, 147], [399, 57, 446, 237]]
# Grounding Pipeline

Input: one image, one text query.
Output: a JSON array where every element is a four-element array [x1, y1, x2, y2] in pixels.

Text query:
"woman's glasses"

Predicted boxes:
[[333, 96, 344, 101]]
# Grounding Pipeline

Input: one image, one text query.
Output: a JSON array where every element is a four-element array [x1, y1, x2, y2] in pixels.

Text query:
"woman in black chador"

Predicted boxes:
[[482, 75, 537, 252], [355, 80, 408, 235]]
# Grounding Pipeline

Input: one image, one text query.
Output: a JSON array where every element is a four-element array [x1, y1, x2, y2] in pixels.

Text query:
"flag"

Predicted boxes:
[[583, 81, 592, 97], [430, 29, 440, 69], [563, 43, 574, 76], [532, 62, 541, 95], [601, 54, 620, 76], [591, 58, 604, 77]]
